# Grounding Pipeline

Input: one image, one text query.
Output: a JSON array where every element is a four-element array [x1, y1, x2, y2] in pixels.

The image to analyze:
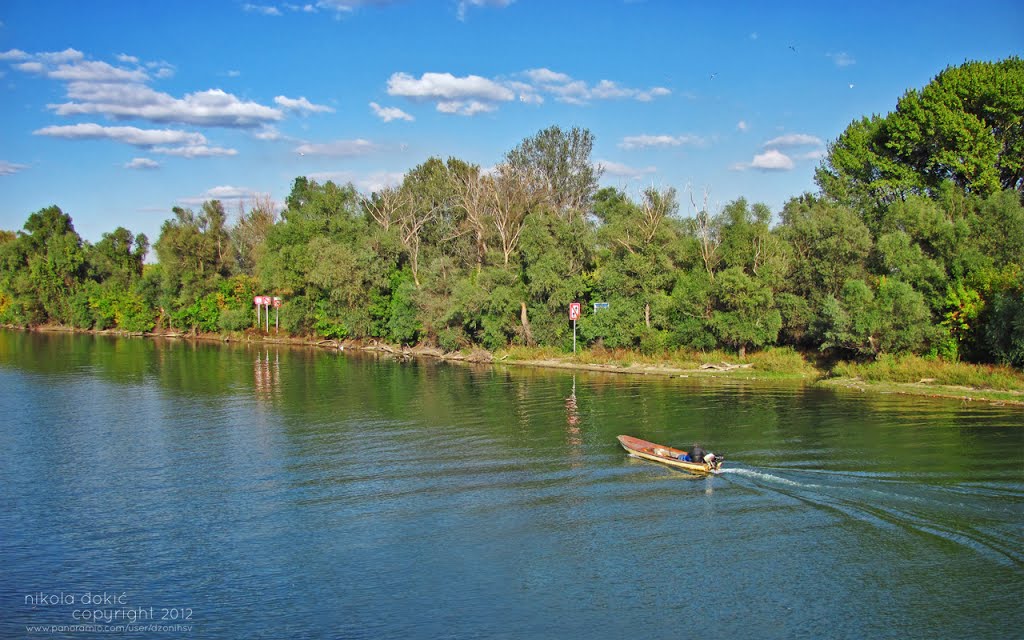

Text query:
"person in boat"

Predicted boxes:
[[676, 451, 692, 462], [691, 444, 718, 468], [691, 444, 707, 463]]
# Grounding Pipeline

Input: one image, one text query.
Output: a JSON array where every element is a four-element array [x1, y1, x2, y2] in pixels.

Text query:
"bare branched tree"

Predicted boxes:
[[232, 195, 278, 275], [453, 167, 492, 274], [361, 186, 410, 232], [688, 184, 721, 280], [639, 186, 679, 244], [490, 163, 544, 268]]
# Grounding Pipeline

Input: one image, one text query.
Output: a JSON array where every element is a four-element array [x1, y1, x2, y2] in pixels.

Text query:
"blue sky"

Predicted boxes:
[[1, 1, 1021, 246]]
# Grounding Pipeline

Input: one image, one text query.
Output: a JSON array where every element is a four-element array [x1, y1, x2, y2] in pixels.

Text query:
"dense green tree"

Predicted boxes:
[[587, 187, 679, 346], [154, 201, 238, 331], [817, 57, 1024, 211], [779, 195, 872, 299], [260, 177, 398, 337], [88, 227, 148, 287], [718, 198, 789, 282], [12, 206, 88, 326], [521, 208, 594, 347], [709, 267, 782, 357], [978, 274, 1024, 367], [662, 270, 716, 351], [816, 278, 937, 359], [505, 125, 601, 220]]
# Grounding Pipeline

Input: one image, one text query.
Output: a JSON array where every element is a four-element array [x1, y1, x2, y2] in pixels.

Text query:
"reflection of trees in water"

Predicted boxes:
[[254, 350, 280, 401]]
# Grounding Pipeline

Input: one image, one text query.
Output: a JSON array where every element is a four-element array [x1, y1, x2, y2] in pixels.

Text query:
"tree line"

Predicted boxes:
[[1, 57, 1022, 367]]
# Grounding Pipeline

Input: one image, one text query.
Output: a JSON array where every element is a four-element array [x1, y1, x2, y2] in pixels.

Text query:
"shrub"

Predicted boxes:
[[218, 307, 252, 332]]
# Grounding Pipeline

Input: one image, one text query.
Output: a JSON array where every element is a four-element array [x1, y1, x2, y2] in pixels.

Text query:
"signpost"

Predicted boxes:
[[569, 302, 582, 353], [254, 295, 282, 332]]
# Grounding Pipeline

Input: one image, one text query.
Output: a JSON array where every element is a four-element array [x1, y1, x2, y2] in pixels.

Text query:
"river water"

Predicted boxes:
[[1, 331, 1021, 639]]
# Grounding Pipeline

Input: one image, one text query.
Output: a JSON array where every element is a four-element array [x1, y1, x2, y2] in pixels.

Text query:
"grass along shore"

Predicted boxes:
[[492, 345, 1024, 405]]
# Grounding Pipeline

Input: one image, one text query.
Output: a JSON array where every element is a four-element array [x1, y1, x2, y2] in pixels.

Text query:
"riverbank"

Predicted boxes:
[[13, 324, 1024, 406]]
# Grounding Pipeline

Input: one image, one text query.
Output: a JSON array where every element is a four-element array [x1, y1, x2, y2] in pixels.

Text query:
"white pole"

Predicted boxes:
[[265, 303, 270, 332], [573, 319, 577, 353], [256, 302, 261, 328]]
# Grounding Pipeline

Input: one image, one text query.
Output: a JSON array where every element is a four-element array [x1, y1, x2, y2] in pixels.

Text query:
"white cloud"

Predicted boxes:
[[522, 68, 572, 84], [763, 133, 823, 148], [591, 80, 635, 100], [147, 60, 175, 79], [52, 85, 283, 128], [295, 139, 378, 156], [0, 161, 29, 176], [0, 49, 30, 60], [636, 87, 671, 102], [596, 159, 657, 180], [179, 185, 271, 206], [436, 100, 495, 116], [206, 185, 263, 199], [316, 0, 401, 13], [619, 134, 704, 150], [386, 71, 515, 116], [732, 149, 794, 172], [735, 133, 825, 171], [385, 67, 671, 115], [243, 3, 283, 15], [33, 123, 207, 147], [751, 150, 794, 170], [253, 126, 284, 141], [737, 120, 749, 132], [369, 102, 414, 122], [827, 52, 856, 67], [38, 48, 85, 64], [125, 157, 160, 170], [516, 68, 670, 105], [309, 170, 405, 193], [388, 71, 514, 102], [14, 61, 45, 73], [152, 144, 238, 158], [274, 95, 334, 113], [543, 79, 590, 105], [8, 49, 282, 128], [457, 0, 515, 21]]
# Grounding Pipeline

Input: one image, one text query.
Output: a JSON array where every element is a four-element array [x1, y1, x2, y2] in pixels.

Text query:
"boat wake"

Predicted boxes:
[[719, 465, 1024, 569], [717, 466, 815, 489]]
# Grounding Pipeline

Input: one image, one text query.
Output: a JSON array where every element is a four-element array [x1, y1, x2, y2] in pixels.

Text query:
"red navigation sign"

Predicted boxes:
[[272, 297, 282, 309], [569, 302, 581, 321]]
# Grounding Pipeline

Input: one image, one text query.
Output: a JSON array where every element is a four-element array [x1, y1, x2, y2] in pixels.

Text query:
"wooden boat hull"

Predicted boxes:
[[617, 435, 722, 475]]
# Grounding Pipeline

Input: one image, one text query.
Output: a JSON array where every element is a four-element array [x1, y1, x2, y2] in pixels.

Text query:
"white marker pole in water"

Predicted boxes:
[[254, 296, 262, 328]]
